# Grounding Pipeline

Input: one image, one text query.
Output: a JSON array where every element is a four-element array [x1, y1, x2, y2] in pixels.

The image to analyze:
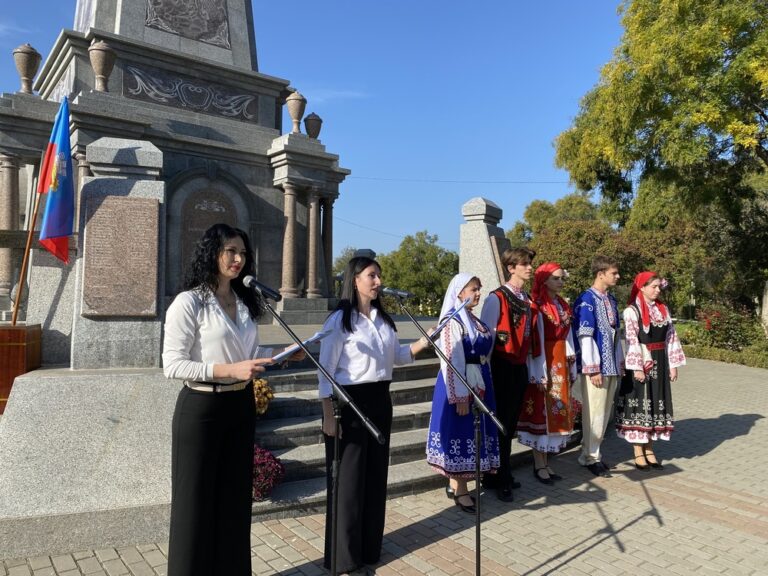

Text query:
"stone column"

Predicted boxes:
[[0, 154, 20, 301], [306, 189, 322, 298], [74, 152, 91, 234], [279, 183, 299, 298], [321, 195, 335, 296]]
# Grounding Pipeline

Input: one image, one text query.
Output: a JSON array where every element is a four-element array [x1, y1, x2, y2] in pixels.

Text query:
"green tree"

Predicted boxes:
[[555, 0, 768, 215], [506, 193, 600, 247], [332, 246, 358, 278], [377, 231, 458, 315]]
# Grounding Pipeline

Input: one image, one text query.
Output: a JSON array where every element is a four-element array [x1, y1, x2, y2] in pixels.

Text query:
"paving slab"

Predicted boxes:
[[2, 358, 767, 575]]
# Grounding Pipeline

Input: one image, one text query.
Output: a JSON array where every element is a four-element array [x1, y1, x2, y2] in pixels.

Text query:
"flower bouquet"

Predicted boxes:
[[252, 445, 285, 501], [253, 378, 274, 416]]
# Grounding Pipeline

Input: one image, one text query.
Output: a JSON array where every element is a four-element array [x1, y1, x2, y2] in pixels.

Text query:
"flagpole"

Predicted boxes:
[[11, 177, 42, 326]]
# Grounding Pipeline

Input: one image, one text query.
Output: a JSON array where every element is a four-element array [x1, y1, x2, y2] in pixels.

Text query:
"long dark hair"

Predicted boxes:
[[335, 256, 396, 332], [183, 223, 265, 320]]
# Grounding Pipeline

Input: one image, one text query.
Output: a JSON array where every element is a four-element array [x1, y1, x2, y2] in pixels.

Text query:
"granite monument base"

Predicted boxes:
[[0, 368, 176, 558]]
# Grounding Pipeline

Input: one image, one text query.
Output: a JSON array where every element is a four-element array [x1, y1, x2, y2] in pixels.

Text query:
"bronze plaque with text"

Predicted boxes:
[[82, 196, 159, 317]]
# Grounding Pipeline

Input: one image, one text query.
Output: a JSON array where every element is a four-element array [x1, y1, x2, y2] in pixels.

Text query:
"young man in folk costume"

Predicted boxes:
[[572, 255, 624, 477], [480, 247, 546, 501]]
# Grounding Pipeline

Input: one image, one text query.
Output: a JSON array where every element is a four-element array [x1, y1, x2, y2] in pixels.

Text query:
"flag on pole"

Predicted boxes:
[[38, 97, 75, 264]]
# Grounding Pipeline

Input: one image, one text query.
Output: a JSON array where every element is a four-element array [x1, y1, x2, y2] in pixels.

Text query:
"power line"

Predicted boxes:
[[349, 176, 569, 184], [334, 216, 459, 249]]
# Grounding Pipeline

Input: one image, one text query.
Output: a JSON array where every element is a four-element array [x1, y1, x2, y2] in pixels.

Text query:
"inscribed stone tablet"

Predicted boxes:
[[82, 196, 159, 317]]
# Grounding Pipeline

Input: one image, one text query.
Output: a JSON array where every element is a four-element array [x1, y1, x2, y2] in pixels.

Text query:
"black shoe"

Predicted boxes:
[[509, 475, 522, 489], [533, 467, 554, 485], [644, 451, 664, 470], [545, 468, 563, 481], [497, 484, 515, 502], [586, 463, 611, 477], [634, 455, 650, 470], [453, 492, 476, 513], [445, 484, 455, 499]]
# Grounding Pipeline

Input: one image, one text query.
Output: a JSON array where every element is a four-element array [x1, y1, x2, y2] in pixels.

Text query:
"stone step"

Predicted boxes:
[[275, 428, 430, 482], [265, 357, 439, 392], [277, 298, 337, 312], [254, 401, 433, 449], [251, 435, 582, 521], [277, 310, 337, 325], [261, 378, 437, 420]]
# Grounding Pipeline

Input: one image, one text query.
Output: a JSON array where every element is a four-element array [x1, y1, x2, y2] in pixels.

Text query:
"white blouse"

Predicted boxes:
[[162, 289, 273, 384], [317, 308, 414, 398]]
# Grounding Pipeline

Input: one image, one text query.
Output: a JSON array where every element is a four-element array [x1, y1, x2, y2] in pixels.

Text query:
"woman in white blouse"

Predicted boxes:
[[318, 256, 431, 576], [616, 271, 685, 470], [163, 223, 296, 576]]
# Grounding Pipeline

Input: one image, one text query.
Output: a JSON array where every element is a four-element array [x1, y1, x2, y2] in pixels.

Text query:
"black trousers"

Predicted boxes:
[[484, 359, 528, 487], [324, 381, 393, 572], [168, 384, 256, 576]]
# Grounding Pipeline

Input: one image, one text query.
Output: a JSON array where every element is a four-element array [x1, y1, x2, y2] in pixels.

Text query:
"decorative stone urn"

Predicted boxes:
[[304, 113, 323, 139], [286, 91, 307, 134], [12, 44, 42, 94], [88, 40, 117, 92]]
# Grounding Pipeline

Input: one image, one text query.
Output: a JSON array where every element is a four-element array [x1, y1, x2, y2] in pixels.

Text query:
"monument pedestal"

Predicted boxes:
[[0, 323, 41, 414]]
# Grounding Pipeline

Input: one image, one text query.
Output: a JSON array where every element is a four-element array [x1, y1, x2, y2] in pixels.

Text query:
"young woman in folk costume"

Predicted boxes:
[[517, 263, 576, 484], [616, 271, 685, 470], [426, 273, 500, 513]]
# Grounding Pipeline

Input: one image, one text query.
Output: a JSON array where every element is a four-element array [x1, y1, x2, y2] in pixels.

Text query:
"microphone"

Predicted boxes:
[[381, 286, 415, 299], [243, 275, 282, 302]]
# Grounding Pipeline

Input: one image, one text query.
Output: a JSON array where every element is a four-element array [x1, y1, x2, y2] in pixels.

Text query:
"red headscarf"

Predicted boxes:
[[532, 262, 570, 325], [628, 271, 669, 332]]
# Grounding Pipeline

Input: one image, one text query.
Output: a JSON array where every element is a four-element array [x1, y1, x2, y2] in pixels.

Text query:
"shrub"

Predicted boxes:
[[695, 303, 762, 351], [684, 344, 768, 369], [252, 445, 285, 501]]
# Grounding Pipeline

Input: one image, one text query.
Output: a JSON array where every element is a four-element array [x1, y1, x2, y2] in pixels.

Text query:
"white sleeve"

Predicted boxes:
[[480, 293, 501, 342], [438, 319, 469, 403], [317, 312, 344, 398], [162, 293, 213, 382], [527, 313, 547, 384], [578, 334, 602, 375]]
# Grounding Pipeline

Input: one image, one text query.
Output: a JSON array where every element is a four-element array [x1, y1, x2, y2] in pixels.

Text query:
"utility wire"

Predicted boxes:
[[335, 216, 459, 248], [349, 176, 568, 184]]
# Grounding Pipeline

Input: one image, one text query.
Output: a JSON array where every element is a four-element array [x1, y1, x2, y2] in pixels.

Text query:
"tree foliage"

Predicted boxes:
[[555, 0, 768, 215], [332, 246, 358, 278], [377, 231, 458, 314]]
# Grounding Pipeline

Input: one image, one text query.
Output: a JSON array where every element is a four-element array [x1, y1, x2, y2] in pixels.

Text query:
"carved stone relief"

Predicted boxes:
[[146, 0, 231, 49], [123, 64, 258, 121]]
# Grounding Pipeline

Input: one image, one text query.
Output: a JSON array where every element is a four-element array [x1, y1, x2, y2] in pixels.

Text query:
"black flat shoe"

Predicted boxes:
[[497, 484, 514, 502], [533, 467, 554, 485], [586, 462, 611, 477], [634, 455, 650, 470], [453, 492, 476, 513], [545, 467, 563, 481]]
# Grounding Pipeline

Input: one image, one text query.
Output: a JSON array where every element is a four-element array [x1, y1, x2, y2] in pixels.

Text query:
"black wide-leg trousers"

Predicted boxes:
[[324, 381, 393, 572], [484, 359, 528, 487], [168, 384, 256, 576]]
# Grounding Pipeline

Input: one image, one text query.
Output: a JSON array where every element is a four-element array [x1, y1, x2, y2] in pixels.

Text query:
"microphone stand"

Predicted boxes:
[[392, 296, 506, 576], [261, 298, 383, 576]]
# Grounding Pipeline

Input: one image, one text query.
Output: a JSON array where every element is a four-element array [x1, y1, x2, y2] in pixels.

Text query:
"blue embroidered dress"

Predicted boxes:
[[426, 313, 500, 478]]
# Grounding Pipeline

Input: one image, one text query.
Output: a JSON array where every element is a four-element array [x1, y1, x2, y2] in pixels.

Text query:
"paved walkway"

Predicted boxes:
[[2, 358, 767, 575]]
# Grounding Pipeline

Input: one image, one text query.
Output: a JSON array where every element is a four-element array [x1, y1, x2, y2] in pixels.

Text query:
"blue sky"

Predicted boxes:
[[0, 1, 624, 258]]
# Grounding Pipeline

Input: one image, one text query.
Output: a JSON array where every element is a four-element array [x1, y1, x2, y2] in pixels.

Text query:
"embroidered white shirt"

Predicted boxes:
[[162, 289, 273, 383], [317, 308, 413, 398]]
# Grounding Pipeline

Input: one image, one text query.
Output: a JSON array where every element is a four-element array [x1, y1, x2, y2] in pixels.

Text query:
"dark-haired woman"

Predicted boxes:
[[318, 256, 431, 575], [616, 271, 685, 470], [163, 223, 299, 576]]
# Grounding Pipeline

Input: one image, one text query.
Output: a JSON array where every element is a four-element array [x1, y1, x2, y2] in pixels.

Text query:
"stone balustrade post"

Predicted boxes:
[[321, 195, 335, 296], [0, 154, 20, 302], [279, 183, 299, 298], [306, 189, 322, 298]]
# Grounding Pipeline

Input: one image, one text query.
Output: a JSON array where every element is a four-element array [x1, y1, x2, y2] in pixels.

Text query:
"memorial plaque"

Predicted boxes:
[[146, 0, 231, 49], [180, 188, 237, 272], [82, 196, 159, 317]]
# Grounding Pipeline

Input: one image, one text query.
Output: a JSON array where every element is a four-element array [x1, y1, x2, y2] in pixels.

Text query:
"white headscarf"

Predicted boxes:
[[439, 272, 478, 342]]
